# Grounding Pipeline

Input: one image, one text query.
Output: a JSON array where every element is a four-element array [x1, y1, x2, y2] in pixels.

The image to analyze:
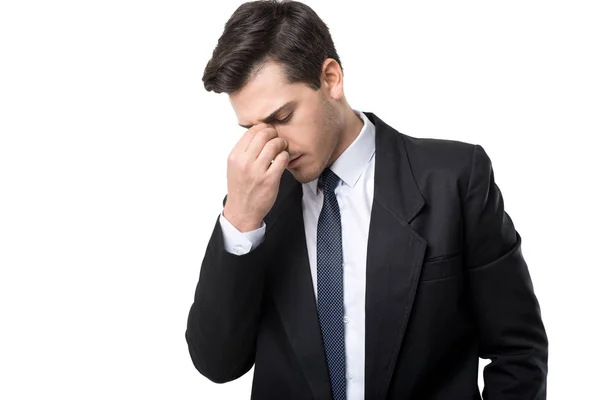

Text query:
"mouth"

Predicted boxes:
[[287, 154, 302, 167]]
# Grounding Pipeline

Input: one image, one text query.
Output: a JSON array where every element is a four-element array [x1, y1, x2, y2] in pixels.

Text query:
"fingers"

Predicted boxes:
[[244, 124, 279, 159], [267, 148, 290, 177], [229, 123, 288, 172], [231, 123, 272, 156], [256, 137, 288, 170]]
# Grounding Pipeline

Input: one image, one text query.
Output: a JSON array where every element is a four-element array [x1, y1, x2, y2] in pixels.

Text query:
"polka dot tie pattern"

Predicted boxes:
[[316, 168, 346, 400]]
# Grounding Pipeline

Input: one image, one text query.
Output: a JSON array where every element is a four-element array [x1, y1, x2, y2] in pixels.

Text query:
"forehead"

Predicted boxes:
[[229, 62, 307, 125]]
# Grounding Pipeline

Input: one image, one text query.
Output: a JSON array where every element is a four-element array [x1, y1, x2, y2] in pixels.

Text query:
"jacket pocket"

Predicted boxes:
[[420, 252, 462, 282]]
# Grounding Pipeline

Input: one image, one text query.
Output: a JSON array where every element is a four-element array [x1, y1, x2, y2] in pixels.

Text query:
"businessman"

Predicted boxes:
[[185, 1, 548, 399]]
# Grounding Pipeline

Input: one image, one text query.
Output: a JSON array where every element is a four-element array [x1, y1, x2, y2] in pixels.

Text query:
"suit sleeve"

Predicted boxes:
[[185, 195, 268, 383], [462, 144, 548, 399]]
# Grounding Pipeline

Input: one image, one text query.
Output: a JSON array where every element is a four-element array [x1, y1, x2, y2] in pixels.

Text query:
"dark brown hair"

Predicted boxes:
[[202, 0, 343, 94]]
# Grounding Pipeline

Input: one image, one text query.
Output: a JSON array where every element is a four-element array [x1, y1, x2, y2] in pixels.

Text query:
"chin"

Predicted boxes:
[[286, 166, 315, 184]]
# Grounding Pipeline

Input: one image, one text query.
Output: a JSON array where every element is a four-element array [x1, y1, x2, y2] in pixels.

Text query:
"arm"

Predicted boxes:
[[185, 204, 267, 383], [185, 122, 288, 383], [462, 145, 548, 399]]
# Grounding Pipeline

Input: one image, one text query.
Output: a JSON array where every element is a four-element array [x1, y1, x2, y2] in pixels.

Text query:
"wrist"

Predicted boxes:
[[222, 206, 262, 233]]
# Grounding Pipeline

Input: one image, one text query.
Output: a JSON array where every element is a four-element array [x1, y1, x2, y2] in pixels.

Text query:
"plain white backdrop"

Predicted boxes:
[[1, 0, 599, 398]]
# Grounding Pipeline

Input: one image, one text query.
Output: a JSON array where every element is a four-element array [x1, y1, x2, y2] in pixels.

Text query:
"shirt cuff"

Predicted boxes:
[[219, 212, 266, 255]]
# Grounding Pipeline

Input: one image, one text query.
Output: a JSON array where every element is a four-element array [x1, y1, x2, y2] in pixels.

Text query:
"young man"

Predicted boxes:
[[185, 1, 548, 399]]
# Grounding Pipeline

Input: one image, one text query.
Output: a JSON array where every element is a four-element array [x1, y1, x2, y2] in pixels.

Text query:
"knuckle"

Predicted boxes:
[[264, 141, 277, 154], [260, 126, 276, 137], [255, 130, 269, 143], [238, 157, 251, 172], [263, 174, 276, 186]]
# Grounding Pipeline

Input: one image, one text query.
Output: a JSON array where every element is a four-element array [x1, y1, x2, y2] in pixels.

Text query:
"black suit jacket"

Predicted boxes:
[[186, 112, 548, 399]]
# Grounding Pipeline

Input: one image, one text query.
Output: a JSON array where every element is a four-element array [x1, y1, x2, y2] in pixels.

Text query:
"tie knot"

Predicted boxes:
[[319, 168, 340, 194]]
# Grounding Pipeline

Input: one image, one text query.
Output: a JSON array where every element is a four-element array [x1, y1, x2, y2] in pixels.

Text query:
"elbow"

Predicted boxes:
[[185, 329, 253, 384], [201, 363, 252, 384]]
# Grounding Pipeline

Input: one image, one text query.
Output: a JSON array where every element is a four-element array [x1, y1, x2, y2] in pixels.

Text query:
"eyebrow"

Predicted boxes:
[[238, 100, 296, 129]]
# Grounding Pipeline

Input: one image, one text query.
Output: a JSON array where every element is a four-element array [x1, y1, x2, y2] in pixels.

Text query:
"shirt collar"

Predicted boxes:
[[306, 110, 376, 195]]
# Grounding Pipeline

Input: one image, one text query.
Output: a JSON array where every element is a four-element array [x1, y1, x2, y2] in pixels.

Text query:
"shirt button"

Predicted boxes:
[[343, 316, 350, 324], [234, 245, 244, 254], [347, 373, 353, 380]]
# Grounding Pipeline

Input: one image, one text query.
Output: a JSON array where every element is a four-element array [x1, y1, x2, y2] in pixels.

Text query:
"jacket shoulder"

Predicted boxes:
[[400, 133, 477, 195], [402, 133, 474, 169]]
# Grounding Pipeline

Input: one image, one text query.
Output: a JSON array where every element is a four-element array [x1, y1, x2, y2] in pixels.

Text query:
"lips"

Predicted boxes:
[[288, 154, 302, 167]]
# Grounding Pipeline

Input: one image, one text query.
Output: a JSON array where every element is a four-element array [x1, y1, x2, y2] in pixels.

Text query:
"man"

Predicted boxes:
[[185, 1, 548, 399]]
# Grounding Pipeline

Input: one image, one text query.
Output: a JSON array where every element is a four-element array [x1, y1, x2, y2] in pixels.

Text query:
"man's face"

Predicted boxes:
[[229, 60, 342, 184]]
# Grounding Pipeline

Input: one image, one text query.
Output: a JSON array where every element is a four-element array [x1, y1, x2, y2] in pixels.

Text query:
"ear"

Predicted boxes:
[[320, 58, 344, 100]]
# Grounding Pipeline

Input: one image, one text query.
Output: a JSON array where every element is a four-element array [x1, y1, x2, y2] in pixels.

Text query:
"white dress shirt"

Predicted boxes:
[[219, 110, 376, 400]]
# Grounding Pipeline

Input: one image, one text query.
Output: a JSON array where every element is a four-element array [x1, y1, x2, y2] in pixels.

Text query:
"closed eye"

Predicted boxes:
[[275, 113, 293, 125], [239, 113, 294, 130]]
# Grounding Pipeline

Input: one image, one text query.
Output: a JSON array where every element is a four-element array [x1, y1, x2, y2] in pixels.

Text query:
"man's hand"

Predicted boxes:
[[223, 123, 290, 232]]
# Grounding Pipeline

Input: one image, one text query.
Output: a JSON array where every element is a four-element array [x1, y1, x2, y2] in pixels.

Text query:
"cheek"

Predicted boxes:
[[279, 107, 330, 153], [304, 127, 328, 153]]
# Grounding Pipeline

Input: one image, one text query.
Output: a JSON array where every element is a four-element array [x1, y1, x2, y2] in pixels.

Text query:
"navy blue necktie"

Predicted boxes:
[[316, 168, 346, 400]]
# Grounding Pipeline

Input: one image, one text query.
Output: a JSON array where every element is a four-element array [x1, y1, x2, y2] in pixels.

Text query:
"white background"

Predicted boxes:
[[1, 0, 598, 398]]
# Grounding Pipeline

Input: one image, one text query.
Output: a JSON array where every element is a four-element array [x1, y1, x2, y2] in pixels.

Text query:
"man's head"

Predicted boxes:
[[203, 0, 360, 183]]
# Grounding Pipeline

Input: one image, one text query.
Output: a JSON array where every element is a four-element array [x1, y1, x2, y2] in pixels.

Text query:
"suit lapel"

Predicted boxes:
[[363, 112, 427, 400], [267, 176, 333, 400]]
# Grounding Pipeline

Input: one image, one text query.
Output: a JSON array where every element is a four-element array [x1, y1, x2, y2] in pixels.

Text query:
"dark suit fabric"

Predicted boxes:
[[185, 112, 548, 399]]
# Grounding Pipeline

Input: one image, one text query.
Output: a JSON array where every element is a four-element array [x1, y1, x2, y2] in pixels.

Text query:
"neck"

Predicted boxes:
[[328, 106, 364, 166]]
